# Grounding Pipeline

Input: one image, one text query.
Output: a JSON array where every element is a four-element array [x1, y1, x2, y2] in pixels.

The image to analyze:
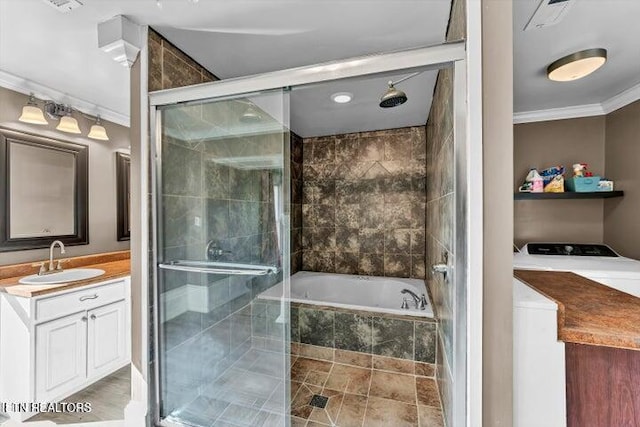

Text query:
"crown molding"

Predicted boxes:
[[601, 82, 640, 115], [514, 82, 640, 124], [0, 69, 130, 127]]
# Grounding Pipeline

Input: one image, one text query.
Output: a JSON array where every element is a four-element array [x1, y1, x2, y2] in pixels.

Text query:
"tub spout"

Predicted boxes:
[[401, 289, 420, 309]]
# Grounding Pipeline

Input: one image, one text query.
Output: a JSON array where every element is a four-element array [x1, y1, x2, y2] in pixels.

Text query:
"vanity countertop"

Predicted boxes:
[[0, 251, 130, 298], [514, 269, 640, 351]]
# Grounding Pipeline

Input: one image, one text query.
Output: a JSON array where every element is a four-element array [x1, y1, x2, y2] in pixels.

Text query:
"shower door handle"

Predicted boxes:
[[159, 261, 278, 276]]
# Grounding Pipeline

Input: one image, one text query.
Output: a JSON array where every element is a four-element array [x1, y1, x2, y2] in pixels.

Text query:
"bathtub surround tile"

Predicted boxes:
[[372, 317, 414, 360], [299, 308, 335, 347], [301, 127, 427, 279], [415, 321, 437, 364], [334, 312, 372, 353]]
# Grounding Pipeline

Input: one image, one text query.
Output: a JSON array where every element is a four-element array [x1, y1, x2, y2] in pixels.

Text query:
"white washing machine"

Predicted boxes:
[[513, 243, 640, 427]]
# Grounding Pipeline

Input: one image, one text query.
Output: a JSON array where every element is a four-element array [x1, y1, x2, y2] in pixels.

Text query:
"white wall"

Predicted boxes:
[[0, 86, 130, 265]]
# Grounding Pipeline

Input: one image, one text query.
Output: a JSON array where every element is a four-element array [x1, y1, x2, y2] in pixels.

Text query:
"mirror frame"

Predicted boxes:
[[115, 152, 131, 241], [0, 127, 89, 252]]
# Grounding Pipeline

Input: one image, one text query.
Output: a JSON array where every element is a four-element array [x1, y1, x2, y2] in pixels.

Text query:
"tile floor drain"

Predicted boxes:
[[309, 394, 329, 409]]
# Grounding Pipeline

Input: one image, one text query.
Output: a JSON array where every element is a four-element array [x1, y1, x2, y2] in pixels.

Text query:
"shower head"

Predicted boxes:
[[379, 82, 408, 108], [379, 71, 422, 109]]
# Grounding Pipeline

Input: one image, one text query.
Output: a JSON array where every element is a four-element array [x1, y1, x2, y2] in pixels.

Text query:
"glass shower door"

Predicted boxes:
[[154, 89, 291, 427]]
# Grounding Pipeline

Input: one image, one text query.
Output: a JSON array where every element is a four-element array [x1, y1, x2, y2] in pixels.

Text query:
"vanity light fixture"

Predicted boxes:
[[331, 92, 353, 104], [18, 93, 48, 125], [17, 94, 111, 140], [547, 48, 607, 82], [88, 115, 110, 141]]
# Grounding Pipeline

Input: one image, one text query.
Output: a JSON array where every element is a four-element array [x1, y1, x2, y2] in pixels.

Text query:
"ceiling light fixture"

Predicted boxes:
[[331, 92, 353, 104], [18, 93, 48, 125], [547, 48, 607, 82], [379, 71, 422, 108], [17, 94, 109, 140]]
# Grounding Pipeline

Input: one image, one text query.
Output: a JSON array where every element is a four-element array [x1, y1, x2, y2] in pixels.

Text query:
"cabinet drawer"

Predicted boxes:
[[35, 280, 126, 322]]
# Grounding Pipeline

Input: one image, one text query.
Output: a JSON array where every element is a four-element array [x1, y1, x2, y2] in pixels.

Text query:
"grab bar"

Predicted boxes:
[[158, 260, 279, 276]]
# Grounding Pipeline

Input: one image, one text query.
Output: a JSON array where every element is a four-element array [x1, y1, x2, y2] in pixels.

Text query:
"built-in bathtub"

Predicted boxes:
[[256, 271, 437, 365], [259, 271, 434, 318]]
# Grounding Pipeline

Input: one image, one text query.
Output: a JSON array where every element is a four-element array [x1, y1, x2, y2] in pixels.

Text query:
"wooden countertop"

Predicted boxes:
[[514, 269, 640, 351], [0, 251, 130, 298]]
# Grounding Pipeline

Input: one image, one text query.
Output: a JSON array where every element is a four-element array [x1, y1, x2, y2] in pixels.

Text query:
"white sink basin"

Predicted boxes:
[[19, 268, 106, 285]]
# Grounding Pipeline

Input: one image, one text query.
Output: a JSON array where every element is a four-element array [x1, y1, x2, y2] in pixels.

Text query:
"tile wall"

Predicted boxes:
[[426, 0, 466, 424], [253, 299, 437, 364], [301, 127, 427, 279]]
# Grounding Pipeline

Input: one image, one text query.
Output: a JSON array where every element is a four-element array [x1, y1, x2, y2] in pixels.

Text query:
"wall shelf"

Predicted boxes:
[[514, 191, 624, 201]]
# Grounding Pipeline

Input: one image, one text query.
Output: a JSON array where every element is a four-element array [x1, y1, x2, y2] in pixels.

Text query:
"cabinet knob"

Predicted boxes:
[[81, 316, 87, 322], [90, 314, 96, 320]]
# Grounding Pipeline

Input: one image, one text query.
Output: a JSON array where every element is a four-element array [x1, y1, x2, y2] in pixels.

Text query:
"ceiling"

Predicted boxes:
[[513, 0, 640, 115], [0, 0, 450, 134]]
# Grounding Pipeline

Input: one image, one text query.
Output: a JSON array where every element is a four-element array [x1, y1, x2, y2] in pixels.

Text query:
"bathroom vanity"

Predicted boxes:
[[0, 253, 130, 422]]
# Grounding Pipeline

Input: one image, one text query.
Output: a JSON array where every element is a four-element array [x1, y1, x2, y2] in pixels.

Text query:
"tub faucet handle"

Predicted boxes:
[[401, 298, 410, 309], [420, 294, 428, 310]]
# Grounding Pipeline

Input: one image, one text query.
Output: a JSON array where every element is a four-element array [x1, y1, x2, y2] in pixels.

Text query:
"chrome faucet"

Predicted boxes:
[[401, 289, 428, 310], [44, 240, 66, 274]]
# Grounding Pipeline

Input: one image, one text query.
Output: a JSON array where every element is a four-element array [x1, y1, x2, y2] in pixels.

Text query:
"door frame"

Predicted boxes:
[[146, 39, 480, 427]]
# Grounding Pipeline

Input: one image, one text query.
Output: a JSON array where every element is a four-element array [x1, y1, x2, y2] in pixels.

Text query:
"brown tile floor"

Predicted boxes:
[[27, 365, 131, 424], [290, 356, 444, 427]]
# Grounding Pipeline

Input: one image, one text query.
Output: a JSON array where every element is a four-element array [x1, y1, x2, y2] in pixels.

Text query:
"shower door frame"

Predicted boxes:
[[148, 40, 478, 427]]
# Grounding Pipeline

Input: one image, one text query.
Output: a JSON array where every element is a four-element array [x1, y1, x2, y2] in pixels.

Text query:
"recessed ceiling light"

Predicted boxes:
[[331, 92, 353, 104], [547, 48, 607, 82]]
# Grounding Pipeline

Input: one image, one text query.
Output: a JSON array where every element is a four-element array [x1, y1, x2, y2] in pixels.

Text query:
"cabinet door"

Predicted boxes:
[[87, 300, 127, 379], [35, 311, 87, 402]]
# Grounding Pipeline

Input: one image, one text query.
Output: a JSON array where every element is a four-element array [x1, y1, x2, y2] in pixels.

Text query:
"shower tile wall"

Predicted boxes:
[[426, 0, 466, 423], [291, 133, 303, 274], [301, 127, 427, 279]]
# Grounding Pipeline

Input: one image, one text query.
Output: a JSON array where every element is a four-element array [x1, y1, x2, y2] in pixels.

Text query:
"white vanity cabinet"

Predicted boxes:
[[0, 277, 130, 421]]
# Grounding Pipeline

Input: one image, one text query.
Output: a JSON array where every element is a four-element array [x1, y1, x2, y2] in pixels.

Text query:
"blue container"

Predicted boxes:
[[565, 176, 601, 192]]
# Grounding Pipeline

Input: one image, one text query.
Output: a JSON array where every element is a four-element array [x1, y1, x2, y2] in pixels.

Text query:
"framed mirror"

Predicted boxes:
[[115, 152, 130, 241], [0, 127, 89, 252]]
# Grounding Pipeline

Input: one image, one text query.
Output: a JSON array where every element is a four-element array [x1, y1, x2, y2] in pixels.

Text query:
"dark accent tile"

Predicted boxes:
[[335, 252, 359, 275], [372, 317, 414, 359], [384, 202, 412, 228], [385, 229, 412, 254], [310, 227, 337, 251], [336, 204, 360, 228], [299, 308, 334, 347], [336, 180, 361, 204], [411, 255, 426, 279], [358, 136, 384, 161], [384, 254, 412, 278], [415, 321, 437, 364], [291, 306, 300, 342], [335, 312, 372, 353], [311, 139, 335, 164], [335, 138, 359, 162], [359, 201, 385, 229], [359, 253, 384, 276], [335, 227, 360, 252], [384, 133, 412, 160], [360, 229, 385, 254], [411, 229, 426, 254]]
